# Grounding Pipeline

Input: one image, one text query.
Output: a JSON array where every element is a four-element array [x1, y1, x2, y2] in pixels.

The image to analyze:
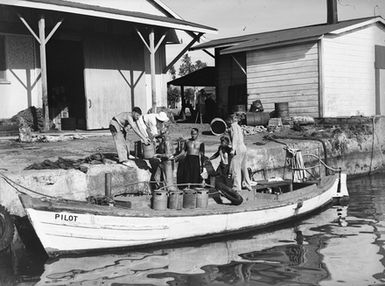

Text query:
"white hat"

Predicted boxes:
[[156, 111, 169, 122]]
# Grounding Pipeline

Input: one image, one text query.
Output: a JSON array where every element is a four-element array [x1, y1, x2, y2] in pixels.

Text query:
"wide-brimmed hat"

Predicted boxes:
[[156, 111, 169, 122]]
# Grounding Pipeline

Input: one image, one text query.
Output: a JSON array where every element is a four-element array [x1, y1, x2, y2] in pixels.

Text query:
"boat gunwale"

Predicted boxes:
[[19, 174, 339, 218]]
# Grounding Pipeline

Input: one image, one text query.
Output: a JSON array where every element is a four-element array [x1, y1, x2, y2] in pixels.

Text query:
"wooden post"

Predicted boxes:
[[38, 16, 49, 131], [149, 28, 156, 113], [105, 173, 112, 198], [180, 85, 186, 120]]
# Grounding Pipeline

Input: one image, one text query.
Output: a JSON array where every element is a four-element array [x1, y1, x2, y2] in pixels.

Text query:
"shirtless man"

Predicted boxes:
[[109, 107, 150, 163], [176, 128, 205, 185]]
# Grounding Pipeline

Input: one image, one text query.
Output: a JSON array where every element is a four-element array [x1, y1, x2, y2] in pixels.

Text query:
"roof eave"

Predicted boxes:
[[329, 17, 385, 34], [220, 36, 322, 55], [0, 0, 217, 34]]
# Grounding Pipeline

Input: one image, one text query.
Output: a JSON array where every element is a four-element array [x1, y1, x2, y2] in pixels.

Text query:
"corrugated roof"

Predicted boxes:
[[167, 67, 215, 86], [191, 16, 382, 52], [0, 0, 217, 34]]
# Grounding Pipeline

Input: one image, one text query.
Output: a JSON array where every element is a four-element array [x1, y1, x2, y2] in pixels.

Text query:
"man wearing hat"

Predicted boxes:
[[137, 111, 170, 141]]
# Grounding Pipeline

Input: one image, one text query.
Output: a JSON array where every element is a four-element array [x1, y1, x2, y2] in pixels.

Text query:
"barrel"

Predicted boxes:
[[142, 143, 155, 159], [152, 190, 168, 210], [275, 102, 289, 118], [196, 188, 209, 208], [210, 117, 227, 136], [183, 189, 197, 209], [168, 189, 183, 210], [245, 112, 270, 126]]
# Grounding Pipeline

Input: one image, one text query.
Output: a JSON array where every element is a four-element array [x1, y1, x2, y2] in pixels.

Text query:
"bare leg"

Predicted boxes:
[[230, 154, 242, 191], [241, 152, 252, 190]]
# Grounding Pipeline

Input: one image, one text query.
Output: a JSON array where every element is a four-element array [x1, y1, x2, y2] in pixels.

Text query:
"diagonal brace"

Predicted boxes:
[[163, 32, 203, 73]]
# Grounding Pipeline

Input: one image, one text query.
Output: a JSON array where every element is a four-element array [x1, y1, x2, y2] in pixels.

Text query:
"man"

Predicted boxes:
[[136, 111, 169, 140], [176, 128, 205, 185], [109, 107, 150, 163]]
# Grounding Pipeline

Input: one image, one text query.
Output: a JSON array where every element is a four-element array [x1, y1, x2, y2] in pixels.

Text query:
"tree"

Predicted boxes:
[[178, 54, 195, 76], [169, 65, 176, 80]]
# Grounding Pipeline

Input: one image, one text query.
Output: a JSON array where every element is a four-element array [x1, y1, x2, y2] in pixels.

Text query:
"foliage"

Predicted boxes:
[[169, 65, 176, 80], [178, 53, 207, 77]]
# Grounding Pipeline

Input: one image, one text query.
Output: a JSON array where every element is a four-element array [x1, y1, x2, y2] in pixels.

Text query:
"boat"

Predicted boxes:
[[18, 171, 349, 258]]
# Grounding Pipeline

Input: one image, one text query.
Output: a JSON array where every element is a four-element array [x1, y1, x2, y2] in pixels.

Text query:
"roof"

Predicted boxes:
[[191, 16, 384, 54], [0, 0, 217, 34], [167, 67, 215, 86]]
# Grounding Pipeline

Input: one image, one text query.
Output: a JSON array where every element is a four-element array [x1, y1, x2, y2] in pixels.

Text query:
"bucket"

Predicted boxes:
[[152, 190, 168, 210], [245, 112, 270, 126], [183, 189, 197, 209], [142, 143, 155, 159], [274, 102, 289, 118], [168, 189, 183, 209], [196, 188, 209, 208], [210, 118, 227, 136]]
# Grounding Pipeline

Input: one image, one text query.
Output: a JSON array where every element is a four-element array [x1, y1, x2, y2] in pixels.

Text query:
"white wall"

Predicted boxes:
[[0, 34, 41, 119], [83, 35, 147, 129], [247, 42, 319, 117], [322, 23, 385, 117]]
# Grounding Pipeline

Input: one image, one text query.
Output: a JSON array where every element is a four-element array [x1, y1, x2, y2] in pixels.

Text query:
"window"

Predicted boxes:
[[0, 35, 6, 81]]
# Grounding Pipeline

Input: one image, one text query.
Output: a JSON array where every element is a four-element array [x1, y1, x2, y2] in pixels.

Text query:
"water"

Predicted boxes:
[[1, 173, 385, 286]]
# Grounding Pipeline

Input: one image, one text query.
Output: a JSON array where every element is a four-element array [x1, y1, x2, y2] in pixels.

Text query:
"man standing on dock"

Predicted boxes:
[[109, 107, 151, 163]]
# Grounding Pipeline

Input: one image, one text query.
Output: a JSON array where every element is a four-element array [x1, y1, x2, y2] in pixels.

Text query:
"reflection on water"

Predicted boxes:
[[1, 173, 385, 285]]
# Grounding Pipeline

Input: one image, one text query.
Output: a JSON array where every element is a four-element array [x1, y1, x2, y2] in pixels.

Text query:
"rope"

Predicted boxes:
[[0, 172, 56, 198]]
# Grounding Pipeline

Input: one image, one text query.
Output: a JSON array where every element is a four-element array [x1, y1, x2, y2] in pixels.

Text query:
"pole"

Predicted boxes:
[[105, 173, 112, 198], [149, 28, 156, 112], [38, 16, 49, 131]]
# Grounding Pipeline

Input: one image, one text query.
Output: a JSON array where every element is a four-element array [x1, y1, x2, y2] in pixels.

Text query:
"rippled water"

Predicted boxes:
[[1, 173, 385, 286]]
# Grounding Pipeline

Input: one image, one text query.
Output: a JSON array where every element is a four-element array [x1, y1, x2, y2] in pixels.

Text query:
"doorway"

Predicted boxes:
[[47, 40, 86, 129]]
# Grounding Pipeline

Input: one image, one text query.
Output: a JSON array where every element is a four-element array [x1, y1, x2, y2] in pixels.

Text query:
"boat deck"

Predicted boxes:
[[20, 175, 338, 218]]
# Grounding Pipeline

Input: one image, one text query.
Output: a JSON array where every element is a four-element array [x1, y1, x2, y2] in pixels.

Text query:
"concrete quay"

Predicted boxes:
[[0, 118, 384, 216]]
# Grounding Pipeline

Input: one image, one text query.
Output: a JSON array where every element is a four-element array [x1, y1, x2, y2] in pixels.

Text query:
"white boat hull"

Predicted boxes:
[[20, 174, 345, 257]]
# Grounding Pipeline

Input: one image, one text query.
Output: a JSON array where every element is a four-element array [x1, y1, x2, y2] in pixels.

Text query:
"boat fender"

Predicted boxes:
[[0, 204, 14, 252], [295, 200, 303, 210]]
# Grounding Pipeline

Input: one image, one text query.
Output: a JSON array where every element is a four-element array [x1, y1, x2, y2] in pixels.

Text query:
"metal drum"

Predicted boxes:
[[210, 118, 227, 136], [274, 102, 289, 118], [183, 189, 197, 209], [134, 141, 142, 158], [152, 190, 168, 210], [245, 112, 270, 126], [196, 188, 209, 209], [168, 189, 183, 210]]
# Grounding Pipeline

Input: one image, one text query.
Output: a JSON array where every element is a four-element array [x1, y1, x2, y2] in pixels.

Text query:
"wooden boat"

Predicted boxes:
[[18, 173, 349, 257]]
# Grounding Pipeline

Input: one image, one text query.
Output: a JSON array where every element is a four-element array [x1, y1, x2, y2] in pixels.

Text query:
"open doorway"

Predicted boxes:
[[47, 40, 86, 130]]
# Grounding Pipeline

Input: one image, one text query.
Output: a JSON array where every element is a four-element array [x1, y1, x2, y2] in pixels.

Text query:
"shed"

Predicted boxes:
[[192, 16, 385, 118], [0, 0, 216, 129]]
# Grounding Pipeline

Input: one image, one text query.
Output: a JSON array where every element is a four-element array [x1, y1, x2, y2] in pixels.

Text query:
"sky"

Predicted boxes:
[[161, 0, 385, 70]]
